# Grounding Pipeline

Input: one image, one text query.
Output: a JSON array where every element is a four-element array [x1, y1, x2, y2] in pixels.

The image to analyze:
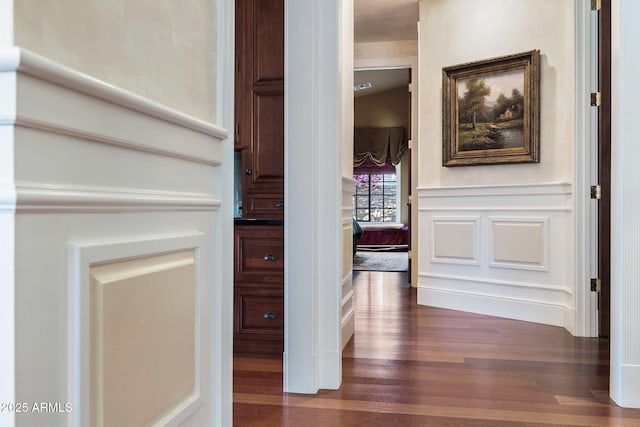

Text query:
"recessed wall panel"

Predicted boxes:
[[342, 226, 352, 279], [491, 218, 548, 270], [90, 250, 196, 427], [432, 218, 479, 265]]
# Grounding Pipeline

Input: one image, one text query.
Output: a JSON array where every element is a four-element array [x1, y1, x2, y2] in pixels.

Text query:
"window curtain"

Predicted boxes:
[[353, 127, 407, 174]]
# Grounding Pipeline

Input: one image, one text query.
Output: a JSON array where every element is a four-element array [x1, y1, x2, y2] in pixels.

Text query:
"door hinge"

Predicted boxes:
[[590, 278, 601, 292], [591, 0, 601, 11], [408, 250, 413, 260], [590, 92, 601, 107], [407, 195, 414, 205], [591, 184, 602, 200], [408, 139, 414, 150], [408, 83, 414, 93]]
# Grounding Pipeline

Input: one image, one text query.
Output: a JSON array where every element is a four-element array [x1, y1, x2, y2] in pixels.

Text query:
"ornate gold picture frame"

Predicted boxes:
[[442, 50, 540, 166]]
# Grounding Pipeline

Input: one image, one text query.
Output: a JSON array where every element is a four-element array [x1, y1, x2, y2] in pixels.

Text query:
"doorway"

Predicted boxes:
[[352, 68, 411, 277]]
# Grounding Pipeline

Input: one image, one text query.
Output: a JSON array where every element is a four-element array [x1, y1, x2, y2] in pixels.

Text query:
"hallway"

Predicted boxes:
[[233, 271, 640, 426]]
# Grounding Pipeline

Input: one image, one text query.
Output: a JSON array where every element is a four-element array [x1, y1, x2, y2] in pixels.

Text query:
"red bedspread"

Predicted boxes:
[[357, 226, 409, 246]]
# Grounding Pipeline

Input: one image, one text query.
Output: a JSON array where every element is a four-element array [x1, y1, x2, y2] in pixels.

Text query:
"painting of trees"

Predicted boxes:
[[455, 71, 526, 151], [458, 79, 491, 130], [442, 50, 540, 166]]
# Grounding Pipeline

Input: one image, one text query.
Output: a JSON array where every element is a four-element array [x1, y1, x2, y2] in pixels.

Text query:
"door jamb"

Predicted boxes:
[[573, 0, 599, 337]]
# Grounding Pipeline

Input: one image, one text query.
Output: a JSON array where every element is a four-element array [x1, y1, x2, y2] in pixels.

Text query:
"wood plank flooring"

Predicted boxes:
[[234, 271, 640, 426]]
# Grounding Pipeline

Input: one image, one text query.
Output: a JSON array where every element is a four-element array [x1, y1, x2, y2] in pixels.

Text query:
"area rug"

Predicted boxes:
[[352, 251, 408, 272]]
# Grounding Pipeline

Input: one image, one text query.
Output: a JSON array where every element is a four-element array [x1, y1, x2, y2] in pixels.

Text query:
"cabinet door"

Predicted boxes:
[[246, 87, 284, 188], [236, 0, 285, 218]]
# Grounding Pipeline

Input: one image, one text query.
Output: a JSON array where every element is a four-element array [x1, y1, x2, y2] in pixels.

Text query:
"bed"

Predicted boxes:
[[355, 222, 409, 247]]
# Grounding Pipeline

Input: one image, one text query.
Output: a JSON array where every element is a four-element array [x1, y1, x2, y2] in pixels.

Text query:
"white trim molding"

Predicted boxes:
[[0, 48, 226, 167], [215, 0, 236, 423], [1, 183, 221, 213], [573, 0, 599, 338], [0, 48, 227, 139], [285, 0, 345, 394], [610, 0, 640, 408], [418, 182, 572, 211]]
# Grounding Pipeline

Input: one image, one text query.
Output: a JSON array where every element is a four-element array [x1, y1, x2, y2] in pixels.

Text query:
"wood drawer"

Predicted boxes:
[[234, 288, 283, 354], [243, 192, 284, 219], [234, 225, 284, 284]]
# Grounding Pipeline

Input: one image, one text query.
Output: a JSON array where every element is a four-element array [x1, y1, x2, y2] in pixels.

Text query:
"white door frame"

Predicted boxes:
[[573, 0, 599, 338], [354, 54, 419, 287], [284, 0, 344, 393]]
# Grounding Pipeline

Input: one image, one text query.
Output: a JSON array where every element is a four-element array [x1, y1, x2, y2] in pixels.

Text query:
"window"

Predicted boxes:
[[353, 173, 397, 222]]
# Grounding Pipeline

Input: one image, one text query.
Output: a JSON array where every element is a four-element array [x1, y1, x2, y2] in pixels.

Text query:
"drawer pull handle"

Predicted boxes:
[[263, 312, 277, 320], [276, 200, 285, 208], [263, 254, 277, 262]]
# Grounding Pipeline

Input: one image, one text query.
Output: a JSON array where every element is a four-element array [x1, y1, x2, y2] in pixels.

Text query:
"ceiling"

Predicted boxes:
[[353, 68, 409, 98], [353, 0, 418, 97]]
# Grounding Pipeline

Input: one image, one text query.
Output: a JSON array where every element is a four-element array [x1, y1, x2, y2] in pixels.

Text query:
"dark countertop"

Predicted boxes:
[[234, 218, 284, 226]]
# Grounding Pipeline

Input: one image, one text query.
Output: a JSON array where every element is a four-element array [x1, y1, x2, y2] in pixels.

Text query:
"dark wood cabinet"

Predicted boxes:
[[234, 0, 284, 354], [233, 225, 284, 354], [234, 0, 285, 356], [235, 0, 284, 219]]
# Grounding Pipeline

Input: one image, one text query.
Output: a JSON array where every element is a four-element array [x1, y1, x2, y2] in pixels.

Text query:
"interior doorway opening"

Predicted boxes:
[[352, 68, 411, 278]]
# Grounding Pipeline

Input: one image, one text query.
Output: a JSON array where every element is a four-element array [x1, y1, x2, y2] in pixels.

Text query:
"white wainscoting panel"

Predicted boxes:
[[71, 233, 204, 427], [418, 183, 574, 332], [90, 250, 197, 427], [431, 216, 480, 265], [1, 48, 229, 426], [490, 217, 549, 271], [341, 177, 356, 348], [342, 226, 353, 280]]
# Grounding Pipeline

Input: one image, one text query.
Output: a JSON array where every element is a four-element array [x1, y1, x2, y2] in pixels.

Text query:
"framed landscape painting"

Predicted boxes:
[[442, 50, 540, 166]]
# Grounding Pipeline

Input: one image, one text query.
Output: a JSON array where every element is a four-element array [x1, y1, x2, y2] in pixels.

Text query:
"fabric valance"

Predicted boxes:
[[353, 127, 407, 168]]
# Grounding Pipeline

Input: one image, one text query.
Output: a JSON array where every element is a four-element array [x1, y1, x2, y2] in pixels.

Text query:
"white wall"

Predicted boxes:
[[420, 0, 574, 187], [355, 40, 417, 62], [417, 0, 576, 331], [354, 86, 409, 128], [13, 0, 217, 122]]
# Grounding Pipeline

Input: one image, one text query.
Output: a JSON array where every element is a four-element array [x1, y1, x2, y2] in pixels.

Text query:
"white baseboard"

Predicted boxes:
[[318, 349, 342, 390], [418, 286, 570, 328], [612, 364, 640, 408]]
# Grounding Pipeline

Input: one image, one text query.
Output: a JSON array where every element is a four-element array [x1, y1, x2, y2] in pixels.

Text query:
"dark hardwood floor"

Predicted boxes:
[[234, 271, 640, 426]]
